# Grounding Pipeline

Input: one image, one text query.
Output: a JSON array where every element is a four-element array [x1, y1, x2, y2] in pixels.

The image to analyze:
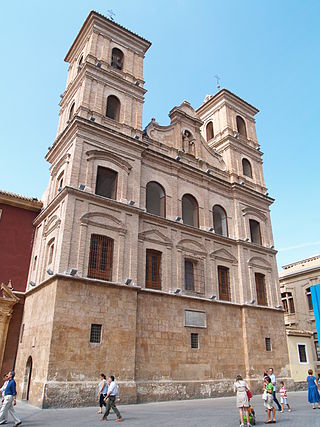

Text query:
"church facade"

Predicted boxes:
[[15, 11, 291, 408]]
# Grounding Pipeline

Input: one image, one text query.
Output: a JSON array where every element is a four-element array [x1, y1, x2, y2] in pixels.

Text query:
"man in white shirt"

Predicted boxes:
[[102, 376, 122, 422], [268, 367, 281, 411]]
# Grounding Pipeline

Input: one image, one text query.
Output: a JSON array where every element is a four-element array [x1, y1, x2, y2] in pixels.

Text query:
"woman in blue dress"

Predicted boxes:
[[307, 369, 320, 409]]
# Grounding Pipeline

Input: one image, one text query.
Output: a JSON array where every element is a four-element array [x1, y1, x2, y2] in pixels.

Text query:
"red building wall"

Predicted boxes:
[[0, 203, 39, 292]]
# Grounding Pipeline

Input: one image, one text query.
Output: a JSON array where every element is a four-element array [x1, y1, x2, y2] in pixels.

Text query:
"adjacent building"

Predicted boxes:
[[15, 11, 292, 408], [279, 255, 320, 385], [0, 190, 42, 378]]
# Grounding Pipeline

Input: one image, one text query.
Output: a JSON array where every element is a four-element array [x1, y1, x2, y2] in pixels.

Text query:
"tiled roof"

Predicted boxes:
[[0, 189, 43, 209]]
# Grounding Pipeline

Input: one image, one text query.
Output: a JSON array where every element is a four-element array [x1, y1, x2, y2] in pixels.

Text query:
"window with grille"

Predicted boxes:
[[191, 333, 199, 349], [281, 292, 295, 314], [249, 219, 262, 244], [255, 273, 267, 306], [185, 259, 195, 291], [306, 287, 313, 311], [88, 235, 113, 281], [145, 249, 161, 289], [265, 337, 271, 351], [298, 344, 307, 363], [314, 333, 320, 362], [218, 266, 230, 301], [90, 324, 102, 343], [95, 166, 117, 199]]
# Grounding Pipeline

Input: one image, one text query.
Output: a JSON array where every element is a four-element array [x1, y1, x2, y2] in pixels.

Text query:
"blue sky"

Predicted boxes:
[[1, 0, 319, 270]]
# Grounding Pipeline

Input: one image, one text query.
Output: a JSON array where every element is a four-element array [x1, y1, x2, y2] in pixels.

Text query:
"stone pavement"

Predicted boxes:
[[9, 391, 320, 426]]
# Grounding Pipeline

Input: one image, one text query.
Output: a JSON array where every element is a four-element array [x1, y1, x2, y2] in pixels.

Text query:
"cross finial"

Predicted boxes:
[[107, 10, 115, 21], [214, 74, 221, 91]]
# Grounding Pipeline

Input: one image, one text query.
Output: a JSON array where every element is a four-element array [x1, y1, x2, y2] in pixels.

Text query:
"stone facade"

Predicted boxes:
[[15, 11, 292, 407], [279, 255, 320, 385]]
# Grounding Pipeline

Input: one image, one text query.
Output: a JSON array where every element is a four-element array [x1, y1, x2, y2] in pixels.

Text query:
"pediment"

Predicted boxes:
[[44, 215, 61, 237], [86, 149, 132, 173], [248, 256, 271, 270], [81, 212, 126, 233], [210, 248, 238, 264], [138, 229, 172, 246], [176, 238, 207, 255], [242, 207, 267, 223], [0, 283, 19, 303]]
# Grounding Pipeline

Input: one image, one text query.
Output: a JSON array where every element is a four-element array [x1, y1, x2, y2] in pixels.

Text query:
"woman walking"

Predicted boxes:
[[97, 373, 108, 414], [264, 376, 276, 424], [234, 375, 251, 427], [307, 369, 320, 409]]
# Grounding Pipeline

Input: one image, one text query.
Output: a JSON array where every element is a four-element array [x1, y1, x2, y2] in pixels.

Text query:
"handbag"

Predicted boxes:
[[262, 390, 268, 401], [247, 389, 253, 399]]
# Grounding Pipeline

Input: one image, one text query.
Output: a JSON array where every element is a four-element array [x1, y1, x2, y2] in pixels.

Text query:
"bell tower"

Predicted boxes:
[[56, 11, 151, 137], [197, 89, 267, 195]]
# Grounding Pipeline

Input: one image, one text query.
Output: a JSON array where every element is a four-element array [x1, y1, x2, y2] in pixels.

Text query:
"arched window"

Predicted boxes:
[[56, 171, 64, 193], [47, 239, 55, 266], [206, 121, 214, 141], [95, 166, 117, 199], [236, 115, 247, 138], [111, 48, 124, 70], [212, 205, 228, 236], [68, 102, 75, 121], [242, 158, 252, 178], [106, 95, 120, 121], [249, 219, 261, 244], [146, 181, 166, 217], [182, 194, 199, 227], [77, 55, 83, 73]]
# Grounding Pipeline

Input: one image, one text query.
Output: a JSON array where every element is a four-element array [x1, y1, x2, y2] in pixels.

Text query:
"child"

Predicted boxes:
[[279, 381, 291, 412]]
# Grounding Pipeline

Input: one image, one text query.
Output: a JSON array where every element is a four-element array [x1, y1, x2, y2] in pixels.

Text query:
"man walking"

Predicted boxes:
[[268, 367, 281, 411], [0, 371, 21, 426], [102, 375, 122, 422]]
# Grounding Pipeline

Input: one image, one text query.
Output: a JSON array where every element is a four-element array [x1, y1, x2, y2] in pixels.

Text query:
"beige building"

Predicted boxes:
[[279, 255, 320, 385], [15, 11, 292, 407]]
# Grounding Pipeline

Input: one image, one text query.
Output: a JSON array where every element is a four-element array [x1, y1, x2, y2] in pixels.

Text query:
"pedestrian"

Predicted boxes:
[[279, 381, 291, 412], [307, 369, 320, 409], [0, 371, 21, 426], [102, 375, 122, 422], [97, 373, 108, 414], [264, 376, 276, 424], [268, 368, 281, 411], [233, 375, 251, 427], [0, 374, 9, 424]]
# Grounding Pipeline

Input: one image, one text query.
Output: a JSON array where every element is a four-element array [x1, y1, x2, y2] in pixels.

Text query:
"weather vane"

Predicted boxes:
[[107, 9, 115, 21], [214, 74, 221, 91]]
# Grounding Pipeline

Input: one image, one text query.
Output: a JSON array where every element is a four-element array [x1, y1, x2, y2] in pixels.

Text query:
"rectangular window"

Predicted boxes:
[[298, 344, 307, 363], [249, 219, 262, 244], [255, 273, 267, 306], [218, 266, 230, 301], [95, 166, 117, 199], [185, 310, 206, 328], [90, 324, 102, 343], [19, 324, 25, 343], [145, 249, 161, 290], [306, 287, 313, 311], [88, 235, 113, 281], [191, 333, 199, 349], [314, 333, 320, 362], [185, 259, 195, 291], [265, 337, 271, 351]]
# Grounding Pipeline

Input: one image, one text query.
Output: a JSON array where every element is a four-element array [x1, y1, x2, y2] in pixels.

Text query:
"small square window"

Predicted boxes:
[[191, 333, 199, 349], [90, 324, 102, 343], [265, 337, 271, 351]]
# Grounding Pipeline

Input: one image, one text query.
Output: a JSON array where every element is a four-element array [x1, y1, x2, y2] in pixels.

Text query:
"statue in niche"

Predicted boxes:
[[182, 129, 196, 156]]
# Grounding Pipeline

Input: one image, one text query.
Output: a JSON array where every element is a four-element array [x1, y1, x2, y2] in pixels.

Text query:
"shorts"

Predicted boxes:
[[280, 397, 287, 404]]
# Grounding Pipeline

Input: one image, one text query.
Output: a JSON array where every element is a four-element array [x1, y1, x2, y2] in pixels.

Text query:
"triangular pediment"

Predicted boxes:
[[210, 248, 237, 263], [138, 229, 172, 246], [0, 283, 19, 303]]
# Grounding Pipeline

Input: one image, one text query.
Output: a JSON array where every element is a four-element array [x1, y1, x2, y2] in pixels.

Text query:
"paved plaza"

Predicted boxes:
[[7, 391, 320, 426]]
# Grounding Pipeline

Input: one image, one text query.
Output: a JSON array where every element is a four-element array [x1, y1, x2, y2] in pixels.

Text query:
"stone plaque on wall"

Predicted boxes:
[[184, 310, 206, 328]]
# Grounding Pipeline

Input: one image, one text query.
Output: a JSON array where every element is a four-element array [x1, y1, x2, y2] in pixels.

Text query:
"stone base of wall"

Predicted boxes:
[[294, 381, 308, 391]]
